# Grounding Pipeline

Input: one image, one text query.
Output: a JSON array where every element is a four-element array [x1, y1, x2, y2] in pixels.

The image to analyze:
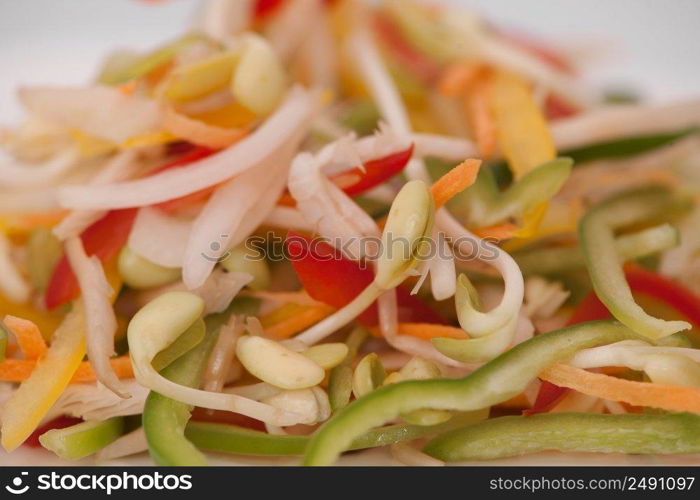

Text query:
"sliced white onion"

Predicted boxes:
[[297, 5, 337, 90], [96, 427, 147, 462], [263, 206, 317, 232], [427, 228, 456, 301], [202, 315, 244, 393], [54, 149, 143, 240], [522, 277, 570, 320], [193, 269, 252, 314], [57, 87, 318, 210], [288, 140, 380, 261], [44, 380, 147, 423], [390, 442, 444, 467], [0, 233, 31, 304], [65, 238, 126, 397], [0, 148, 79, 189], [128, 207, 192, 268], [197, 0, 253, 42], [264, 0, 323, 62], [182, 142, 294, 289], [19, 85, 162, 143], [551, 99, 700, 152], [0, 187, 60, 215]]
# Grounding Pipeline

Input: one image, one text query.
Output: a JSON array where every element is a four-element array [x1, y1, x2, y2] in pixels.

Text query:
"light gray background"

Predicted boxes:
[[0, 0, 698, 123]]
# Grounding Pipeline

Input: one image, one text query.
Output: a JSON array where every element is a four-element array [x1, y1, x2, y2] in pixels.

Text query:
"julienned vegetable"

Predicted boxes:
[[303, 321, 643, 465], [514, 223, 678, 276], [1, 0, 700, 468], [423, 412, 700, 461], [185, 410, 488, 457], [39, 418, 124, 460], [580, 188, 691, 339], [142, 317, 218, 466]]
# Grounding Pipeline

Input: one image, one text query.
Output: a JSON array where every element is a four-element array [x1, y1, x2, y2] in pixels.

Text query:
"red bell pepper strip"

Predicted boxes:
[[45, 209, 138, 310], [544, 94, 578, 121], [277, 145, 413, 206], [373, 14, 441, 85], [338, 145, 413, 196], [254, 0, 339, 22], [23, 416, 82, 448], [527, 266, 700, 414], [286, 232, 445, 327]]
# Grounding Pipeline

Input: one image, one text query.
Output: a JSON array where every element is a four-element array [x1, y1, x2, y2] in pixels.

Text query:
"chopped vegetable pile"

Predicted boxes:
[[1, 0, 700, 466]]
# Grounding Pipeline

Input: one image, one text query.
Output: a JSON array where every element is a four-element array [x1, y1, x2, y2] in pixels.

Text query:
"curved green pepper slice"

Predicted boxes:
[[423, 412, 700, 461], [303, 320, 643, 465]]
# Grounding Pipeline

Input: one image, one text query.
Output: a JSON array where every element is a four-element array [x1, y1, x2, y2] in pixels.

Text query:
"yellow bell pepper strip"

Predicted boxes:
[[540, 363, 700, 413], [39, 418, 124, 460], [580, 187, 692, 339], [302, 320, 643, 465], [161, 51, 238, 103], [514, 223, 679, 277], [450, 158, 572, 228], [185, 410, 488, 457], [489, 71, 556, 179], [423, 412, 700, 462], [0, 304, 86, 451], [329, 327, 369, 412]]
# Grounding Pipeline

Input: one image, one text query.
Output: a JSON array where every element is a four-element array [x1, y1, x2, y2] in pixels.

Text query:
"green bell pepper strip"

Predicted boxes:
[[423, 412, 700, 461], [151, 318, 206, 372], [450, 158, 572, 227], [340, 99, 381, 136], [185, 410, 487, 457], [564, 127, 699, 165], [27, 228, 63, 294], [488, 127, 699, 187], [142, 297, 259, 466], [38, 418, 124, 460], [328, 327, 369, 412], [303, 320, 644, 465], [515, 223, 679, 277], [142, 324, 217, 466], [0, 322, 7, 362], [580, 188, 692, 339], [97, 33, 210, 85]]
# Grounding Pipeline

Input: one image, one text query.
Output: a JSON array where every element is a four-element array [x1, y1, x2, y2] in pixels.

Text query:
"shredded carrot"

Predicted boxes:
[[371, 322, 468, 341], [438, 61, 484, 97], [3, 316, 47, 360], [117, 80, 138, 96], [430, 159, 481, 209], [472, 222, 519, 240], [464, 74, 497, 158], [540, 363, 700, 414], [0, 356, 133, 383], [261, 303, 335, 339], [277, 192, 297, 207]]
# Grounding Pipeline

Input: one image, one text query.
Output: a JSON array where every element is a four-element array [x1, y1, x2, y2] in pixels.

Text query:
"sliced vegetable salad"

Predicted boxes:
[[0, 0, 700, 466]]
